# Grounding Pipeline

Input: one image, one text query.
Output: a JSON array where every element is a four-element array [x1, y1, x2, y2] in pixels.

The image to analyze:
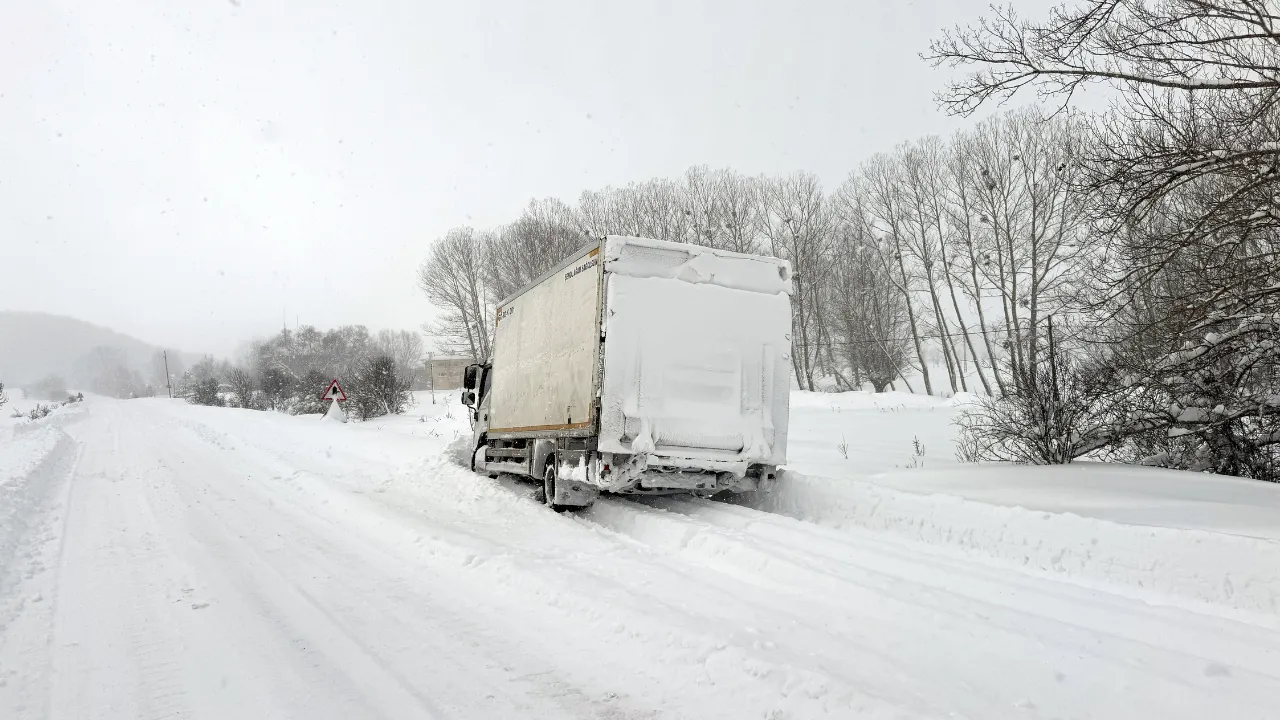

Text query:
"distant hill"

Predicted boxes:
[[0, 311, 199, 389]]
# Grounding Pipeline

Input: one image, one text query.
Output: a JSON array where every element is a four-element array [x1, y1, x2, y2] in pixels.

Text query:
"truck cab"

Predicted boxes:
[[461, 361, 493, 470]]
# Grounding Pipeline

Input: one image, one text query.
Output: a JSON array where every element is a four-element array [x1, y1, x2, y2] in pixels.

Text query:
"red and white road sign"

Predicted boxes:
[[321, 379, 348, 402]]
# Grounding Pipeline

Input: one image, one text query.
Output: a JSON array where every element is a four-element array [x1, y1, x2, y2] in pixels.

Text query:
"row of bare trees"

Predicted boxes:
[[931, 0, 1280, 480], [420, 108, 1089, 398]]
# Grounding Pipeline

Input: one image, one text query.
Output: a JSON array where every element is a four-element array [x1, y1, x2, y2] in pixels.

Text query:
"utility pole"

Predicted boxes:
[[427, 352, 435, 405], [163, 351, 173, 398]]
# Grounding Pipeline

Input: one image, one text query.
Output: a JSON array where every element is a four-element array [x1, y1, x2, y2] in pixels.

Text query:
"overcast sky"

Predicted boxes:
[[1, 0, 1058, 358]]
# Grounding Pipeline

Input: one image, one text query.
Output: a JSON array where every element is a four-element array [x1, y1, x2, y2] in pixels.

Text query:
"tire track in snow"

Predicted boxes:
[[0, 419, 80, 720], [638, 496, 1280, 657], [48, 406, 197, 720], [573, 495, 1280, 719], [137, 403, 660, 720], [153, 407, 933, 719]]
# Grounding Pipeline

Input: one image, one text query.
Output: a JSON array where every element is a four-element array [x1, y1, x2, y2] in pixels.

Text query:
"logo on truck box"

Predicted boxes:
[[565, 256, 598, 281]]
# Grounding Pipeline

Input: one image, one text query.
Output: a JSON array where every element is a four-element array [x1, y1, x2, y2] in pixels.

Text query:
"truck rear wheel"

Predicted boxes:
[[543, 461, 569, 513]]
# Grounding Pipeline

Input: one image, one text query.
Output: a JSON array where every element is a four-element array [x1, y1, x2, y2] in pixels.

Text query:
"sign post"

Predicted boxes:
[[321, 379, 348, 423]]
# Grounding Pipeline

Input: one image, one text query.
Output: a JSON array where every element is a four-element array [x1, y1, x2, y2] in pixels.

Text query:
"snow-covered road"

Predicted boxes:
[[3, 397, 1279, 719]]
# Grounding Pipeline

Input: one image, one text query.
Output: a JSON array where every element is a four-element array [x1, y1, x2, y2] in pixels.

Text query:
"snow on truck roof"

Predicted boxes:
[[604, 235, 793, 296], [496, 235, 793, 309]]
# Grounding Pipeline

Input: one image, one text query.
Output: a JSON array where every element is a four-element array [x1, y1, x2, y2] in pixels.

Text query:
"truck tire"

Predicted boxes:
[[543, 460, 569, 513], [471, 441, 498, 478]]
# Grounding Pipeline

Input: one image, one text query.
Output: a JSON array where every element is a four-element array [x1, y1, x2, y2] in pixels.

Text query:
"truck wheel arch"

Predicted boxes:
[[530, 439, 557, 480]]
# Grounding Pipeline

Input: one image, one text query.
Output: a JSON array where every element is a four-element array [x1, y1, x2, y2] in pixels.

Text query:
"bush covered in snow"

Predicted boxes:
[[347, 355, 412, 420], [188, 377, 224, 407], [225, 367, 260, 410], [173, 326, 421, 419], [956, 340, 1115, 465], [259, 367, 294, 411]]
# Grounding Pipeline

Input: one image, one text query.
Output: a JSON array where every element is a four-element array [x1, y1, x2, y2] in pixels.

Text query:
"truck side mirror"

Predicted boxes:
[[463, 365, 478, 390], [461, 390, 476, 407]]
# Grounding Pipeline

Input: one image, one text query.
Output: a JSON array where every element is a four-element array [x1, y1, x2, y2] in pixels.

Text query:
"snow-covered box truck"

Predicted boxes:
[[460, 235, 794, 510]]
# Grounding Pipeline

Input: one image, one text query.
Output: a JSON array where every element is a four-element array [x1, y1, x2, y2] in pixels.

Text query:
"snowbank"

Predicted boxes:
[[871, 462, 1280, 540], [785, 389, 962, 480], [0, 420, 78, 593], [789, 389, 962, 411], [744, 468, 1280, 619], [770, 388, 1280, 618]]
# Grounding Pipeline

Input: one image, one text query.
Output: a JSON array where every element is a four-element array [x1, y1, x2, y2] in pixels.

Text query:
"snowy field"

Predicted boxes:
[[1, 390, 1279, 719]]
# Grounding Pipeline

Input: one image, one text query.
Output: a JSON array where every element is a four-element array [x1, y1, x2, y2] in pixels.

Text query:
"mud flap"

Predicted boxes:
[[550, 480, 599, 508], [552, 456, 600, 507]]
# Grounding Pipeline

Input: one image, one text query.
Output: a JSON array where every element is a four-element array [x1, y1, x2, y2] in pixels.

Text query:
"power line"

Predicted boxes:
[[789, 318, 1100, 349]]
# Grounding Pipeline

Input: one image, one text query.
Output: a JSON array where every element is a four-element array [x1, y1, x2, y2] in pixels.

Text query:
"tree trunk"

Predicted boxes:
[[895, 251, 933, 395], [926, 275, 960, 393]]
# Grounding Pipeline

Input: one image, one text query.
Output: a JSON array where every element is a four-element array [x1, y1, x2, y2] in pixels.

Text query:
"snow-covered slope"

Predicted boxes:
[[740, 390, 1280, 617], [0, 311, 195, 388], [0, 391, 1278, 719]]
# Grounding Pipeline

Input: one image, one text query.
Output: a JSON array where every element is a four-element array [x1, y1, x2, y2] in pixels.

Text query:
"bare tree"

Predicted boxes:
[[943, 129, 1005, 394], [714, 170, 766, 255], [856, 155, 934, 395], [418, 227, 492, 361], [683, 165, 722, 248], [485, 198, 587, 302], [375, 329, 425, 382], [927, 0, 1280, 117], [629, 178, 694, 242], [761, 172, 833, 390], [898, 138, 969, 393], [681, 167, 766, 253], [828, 213, 916, 392], [580, 186, 640, 237], [955, 108, 1090, 396]]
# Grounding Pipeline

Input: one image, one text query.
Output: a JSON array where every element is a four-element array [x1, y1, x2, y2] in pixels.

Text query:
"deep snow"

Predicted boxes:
[[1, 389, 1278, 719]]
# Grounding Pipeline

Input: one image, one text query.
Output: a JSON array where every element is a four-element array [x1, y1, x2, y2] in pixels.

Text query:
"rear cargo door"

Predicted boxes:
[[597, 237, 792, 465]]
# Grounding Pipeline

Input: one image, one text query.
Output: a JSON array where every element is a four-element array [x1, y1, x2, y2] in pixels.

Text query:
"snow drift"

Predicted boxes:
[[744, 468, 1280, 620]]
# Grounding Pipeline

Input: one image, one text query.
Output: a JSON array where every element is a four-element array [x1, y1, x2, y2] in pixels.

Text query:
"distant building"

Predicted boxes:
[[421, 356, 474, 391]]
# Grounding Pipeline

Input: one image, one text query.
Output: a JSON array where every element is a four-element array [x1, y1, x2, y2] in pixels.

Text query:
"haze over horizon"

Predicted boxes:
[[2, 0, 1058, 357]]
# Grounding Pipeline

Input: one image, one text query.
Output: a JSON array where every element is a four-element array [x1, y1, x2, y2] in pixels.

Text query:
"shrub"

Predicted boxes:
[[188, 377, 224, 407], [226, 367, 260, 409], [290, 369, 331, 415], [260, 367, 294, 411], [349, 355, 411, 420]]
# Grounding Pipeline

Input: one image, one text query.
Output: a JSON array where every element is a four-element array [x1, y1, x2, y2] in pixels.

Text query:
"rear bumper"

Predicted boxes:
[[599, 451, 777, 494]]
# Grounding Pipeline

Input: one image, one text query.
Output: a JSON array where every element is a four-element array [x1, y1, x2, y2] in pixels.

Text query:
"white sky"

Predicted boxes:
[[1, 0, 1057, 357]]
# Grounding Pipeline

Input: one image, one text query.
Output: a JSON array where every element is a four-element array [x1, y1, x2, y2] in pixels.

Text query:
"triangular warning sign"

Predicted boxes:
[[321, 379, 348, 402]]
